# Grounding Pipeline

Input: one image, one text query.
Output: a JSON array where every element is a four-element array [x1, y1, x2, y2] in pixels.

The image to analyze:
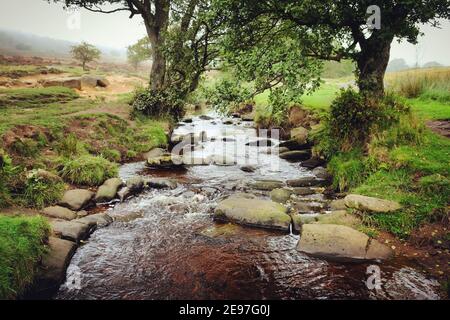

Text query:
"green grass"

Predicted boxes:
[[0, 65, 61, 78], [0, 86, 79, 109], [58, 154, 118, 186], [0, 215, 50, 299]]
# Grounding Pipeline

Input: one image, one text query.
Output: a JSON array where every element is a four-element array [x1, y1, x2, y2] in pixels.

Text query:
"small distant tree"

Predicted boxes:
[[127, 37, 152, 70], [70, 42, 101, 71]]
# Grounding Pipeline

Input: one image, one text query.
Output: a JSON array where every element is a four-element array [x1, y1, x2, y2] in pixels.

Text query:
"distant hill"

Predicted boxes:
[[0, 29, 126, 62]]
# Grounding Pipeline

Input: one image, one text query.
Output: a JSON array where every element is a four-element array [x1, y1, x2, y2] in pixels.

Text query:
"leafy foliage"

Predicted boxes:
[[203, 79, 251, 114], [132, 87, 185, 121], [127, 37, 152, 70]]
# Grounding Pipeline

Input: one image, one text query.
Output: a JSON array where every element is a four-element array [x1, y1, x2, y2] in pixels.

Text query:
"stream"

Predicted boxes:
[[56, 113, 441, 300]]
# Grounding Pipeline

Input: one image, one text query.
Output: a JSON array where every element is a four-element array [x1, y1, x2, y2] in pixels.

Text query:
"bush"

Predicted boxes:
[[0, 215, 50, 299], [132, 87, 185, 121], [20, 170, 65, 209], [58, 155, 118, 186]]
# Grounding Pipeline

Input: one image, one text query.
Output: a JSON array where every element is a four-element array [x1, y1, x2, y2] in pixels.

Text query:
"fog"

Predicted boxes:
[[0, 0, 449, 65]]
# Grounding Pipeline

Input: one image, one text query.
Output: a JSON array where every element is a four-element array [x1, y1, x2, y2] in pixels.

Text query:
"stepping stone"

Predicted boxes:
[[42, 206, 77, 220], [51, 220, 93, 243], [95, 178, 124, 203], [240, 165, 256, 173], [344, 194, 402, 213], [270, 188, 292, 204], [33, 237, 77, 297], [248, 180, 284, 191], [145, 178, 178, 189], [279, 150, 311, 162], [330, 199, 346, 210], [301, 157, 326, 169], [297, 224, 393, 262], [287, 177, 326, 187], [76, 213, 113, 228], [214, 195, 291, 231], [59, 189, 94, 211]]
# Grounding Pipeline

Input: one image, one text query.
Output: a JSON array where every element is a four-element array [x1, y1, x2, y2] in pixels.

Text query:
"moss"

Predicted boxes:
[[0, 215, 50, 300]]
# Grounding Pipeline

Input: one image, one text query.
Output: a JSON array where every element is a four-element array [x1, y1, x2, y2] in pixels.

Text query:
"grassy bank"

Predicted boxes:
[[0, 215, 50, 299]]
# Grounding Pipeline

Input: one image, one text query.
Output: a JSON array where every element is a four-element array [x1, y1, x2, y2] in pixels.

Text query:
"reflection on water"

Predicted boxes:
[[57, 114, 441, 300]]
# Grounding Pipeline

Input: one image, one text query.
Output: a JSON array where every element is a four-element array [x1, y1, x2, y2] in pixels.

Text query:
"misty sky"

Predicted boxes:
[[0, 0, 449, 65]]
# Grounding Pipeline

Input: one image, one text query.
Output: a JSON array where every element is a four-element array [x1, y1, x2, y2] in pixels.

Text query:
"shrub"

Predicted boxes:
[[132, 87, 185, 121], [20, 170, 65, 209], [203, 79, 251, 114], [0, 215, 50, 299], [58, 155, 118, 186]]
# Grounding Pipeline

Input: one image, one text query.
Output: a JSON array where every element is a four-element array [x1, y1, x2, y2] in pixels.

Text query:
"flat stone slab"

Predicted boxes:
[[214, 195, 291, 231], [248, 180, 284, 191], [313, 210, 362, 228], [95, 178, 124, 202], [287, 177, 326, 187], [344, 194, 402, 213], [42, 206, 77, 220], [51, 220, 93, 243], [279, 150, 311, 162], [297, 224, 393, 262], [59, 189, 94, 211]]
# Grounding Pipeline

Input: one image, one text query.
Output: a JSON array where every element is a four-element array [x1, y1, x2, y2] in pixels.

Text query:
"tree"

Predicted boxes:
[[70, 42, 101, 70], [127, 37, 152, 70], [50, 0, 219, 93], [213, 0, 450, 97]]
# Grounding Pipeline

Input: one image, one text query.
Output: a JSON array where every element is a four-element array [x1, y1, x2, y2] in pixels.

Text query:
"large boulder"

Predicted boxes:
[[95, 178, 124, 202], [249, 180, 284, 191], [301, 157, 326, 169], [59, 189, 94, 211], [279, 150, 311, 162], [297, 224, 393, 262], [146, 153, 184, 168], [344, 194, 402, 213], [290, 126, 309, 144], [40, 77, 81, 90], [214, 195, 291, 231], [143, 147, 165, 160], [42, 206, 77, 221], [80, 75, 110, 88]]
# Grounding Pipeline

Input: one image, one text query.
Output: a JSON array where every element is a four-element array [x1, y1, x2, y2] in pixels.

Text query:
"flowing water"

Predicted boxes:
[[56, 113, 441, 300]]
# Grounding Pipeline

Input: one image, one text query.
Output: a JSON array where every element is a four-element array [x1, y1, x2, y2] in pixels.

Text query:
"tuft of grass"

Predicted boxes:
[[58, 155, 118, 186], [100, 148, 121, 162], [19, 171, 65, 209], [0, 215, 50, 300], [327, 150, 367, 192], [56, 133, 86, 158]]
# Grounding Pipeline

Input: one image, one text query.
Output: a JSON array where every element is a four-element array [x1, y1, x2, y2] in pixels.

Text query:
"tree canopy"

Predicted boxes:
[[70, 41, 101, 70]]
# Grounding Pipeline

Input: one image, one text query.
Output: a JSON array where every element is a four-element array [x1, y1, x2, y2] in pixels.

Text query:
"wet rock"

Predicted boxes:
[[344, 194, 402, 213], [330, 199, 346, 210], [270, 188, 292, 204], [113, 212, 144, 222], [145, 178, 177, 189], [231, 113, 241, 118], [214, 195, 291, 231], [313, 210, 362, 228], [199, 115, 214, 120], [143, 147, 165, 160], [245, 139, 275, 147], [240, 165, 256, 173], [213, 154, 236, 166], [241, 113, 254, 121], [312, 166, 332, 181], [59, 189, 94, 211], [248, 180, 284, 191], [291, 187, 316, 196], [291, 214, 318, 232], [287, 177, 327, 187], [147, 153, 184, 168], [182, 117, 193, 123], [279, 150, 311, 162], [290, 126, 309, 144], [222, 119, 233, 125], [297, 224, 393, 262], [302, 157, 326, 169], [42, 206, 77, 221], [95, 178, 124, 203], [126, 177, 145, 192], [51, 220, 93, 243], [76, 210, 88, 218], [117, 187, 131, 202], [279, 139, 312, 151], [34, 237, 76, 297], [76, 213, 113, 228], [268, 146, 290, 155], [294, 200, 326, 213], [222, 137, 236, 142]]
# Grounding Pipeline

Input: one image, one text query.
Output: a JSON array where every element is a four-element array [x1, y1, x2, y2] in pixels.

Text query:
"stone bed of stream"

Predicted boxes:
[[56, 113, 441, 300]]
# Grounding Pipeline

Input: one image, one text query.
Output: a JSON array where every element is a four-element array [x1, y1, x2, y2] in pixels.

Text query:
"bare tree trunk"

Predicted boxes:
[[356, 35, 393, 98]]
